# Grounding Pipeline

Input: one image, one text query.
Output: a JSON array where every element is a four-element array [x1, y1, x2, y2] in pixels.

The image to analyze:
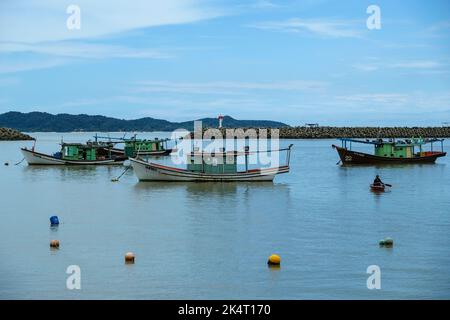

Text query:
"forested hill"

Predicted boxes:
[[0, 112, 288, 132]]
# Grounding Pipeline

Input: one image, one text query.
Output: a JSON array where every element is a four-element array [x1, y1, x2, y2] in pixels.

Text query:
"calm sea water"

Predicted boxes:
[[0, 132, 449, 299]]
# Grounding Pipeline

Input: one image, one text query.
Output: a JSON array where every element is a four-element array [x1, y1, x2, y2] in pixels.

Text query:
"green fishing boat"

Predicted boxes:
[[332, 137, 446, 164], [21, 141, 126, 165], [95, 134, 174, 157]]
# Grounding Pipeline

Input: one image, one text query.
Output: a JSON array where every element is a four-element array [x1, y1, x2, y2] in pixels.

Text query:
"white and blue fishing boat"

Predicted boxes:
[[130, 145, 293, 182]]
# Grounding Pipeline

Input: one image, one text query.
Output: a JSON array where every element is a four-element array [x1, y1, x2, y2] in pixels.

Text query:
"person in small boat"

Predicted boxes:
[[373, 175, 384, 186]]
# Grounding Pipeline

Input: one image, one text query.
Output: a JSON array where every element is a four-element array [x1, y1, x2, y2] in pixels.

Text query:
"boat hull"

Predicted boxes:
[[107, 148, 173, 157], [332, 145, 446, 164], [21, 148, 124, 165], [370, 184, 385, 192], [130, 158, 289, 182]]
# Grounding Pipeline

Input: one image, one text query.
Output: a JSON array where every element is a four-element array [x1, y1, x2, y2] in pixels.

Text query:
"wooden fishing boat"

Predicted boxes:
[[95, 135, 174, 157], [130, 145, 293, 182], [370, 184, 386, 192], [333, 138, 446, 164], [21, 141, 126, 165]]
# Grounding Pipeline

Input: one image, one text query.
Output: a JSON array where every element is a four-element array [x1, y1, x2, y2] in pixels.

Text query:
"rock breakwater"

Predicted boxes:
[[0, 127, 34, 141]]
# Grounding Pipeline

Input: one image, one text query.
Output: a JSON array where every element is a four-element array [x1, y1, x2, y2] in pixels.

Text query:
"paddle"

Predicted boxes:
[[384, 183, 392, 187]]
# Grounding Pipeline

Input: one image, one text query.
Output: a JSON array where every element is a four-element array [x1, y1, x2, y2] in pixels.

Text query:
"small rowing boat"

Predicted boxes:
[[130, 144, 293, 182], [370, 184, 386, 192]]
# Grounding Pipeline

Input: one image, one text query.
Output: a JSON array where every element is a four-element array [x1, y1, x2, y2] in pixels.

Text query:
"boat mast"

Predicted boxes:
[[244, 146, 249, 172]]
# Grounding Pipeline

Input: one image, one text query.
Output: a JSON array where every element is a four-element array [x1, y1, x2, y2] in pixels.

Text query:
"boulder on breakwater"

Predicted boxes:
[[0, 127, 34, 141]]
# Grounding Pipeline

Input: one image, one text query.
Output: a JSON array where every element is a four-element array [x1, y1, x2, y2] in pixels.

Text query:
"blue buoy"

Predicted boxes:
[[50, 216, 59, 226]]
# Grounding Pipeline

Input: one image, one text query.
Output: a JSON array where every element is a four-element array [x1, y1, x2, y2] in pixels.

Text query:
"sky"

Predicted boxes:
[[0, 0, 450, 126]]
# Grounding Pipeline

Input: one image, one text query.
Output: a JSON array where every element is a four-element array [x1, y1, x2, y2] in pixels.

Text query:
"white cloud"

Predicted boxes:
[[133, 80, 327, 95], [249, 18, 362, 38], [251, 0, 280, 9], [353, 59, 444, 72], [389, 61, 442, 69], [0, 42, 171, 59], [352, 63, 380, 72], [0, 0, 223, 43], [335, 93, 409, 106], [0, 57, 68, 74], [0, 77, 20, 86], [0, 0, 222, 72], [425, 20, 450, 38], [333, 92, 450, 113]]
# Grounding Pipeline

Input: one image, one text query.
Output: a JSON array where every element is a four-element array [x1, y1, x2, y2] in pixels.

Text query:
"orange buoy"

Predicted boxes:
[[50, 239, 60, 248], [125, 252, 135, 264], [267, 254, 281, 266]]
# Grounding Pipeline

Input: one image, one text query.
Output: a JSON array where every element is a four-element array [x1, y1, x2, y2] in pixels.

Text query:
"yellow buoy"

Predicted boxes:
[[50, 239, 60, 248], [125, 252, 135, 264], [267, 254, 281, 266]]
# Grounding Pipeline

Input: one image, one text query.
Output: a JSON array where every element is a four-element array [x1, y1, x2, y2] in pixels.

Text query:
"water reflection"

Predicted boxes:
[[22, 165, 122, 182], [134, 181, 291, 197]]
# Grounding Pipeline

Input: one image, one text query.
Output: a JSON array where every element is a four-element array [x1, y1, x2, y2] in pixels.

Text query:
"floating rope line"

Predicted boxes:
[[14, 157, 25, 165]]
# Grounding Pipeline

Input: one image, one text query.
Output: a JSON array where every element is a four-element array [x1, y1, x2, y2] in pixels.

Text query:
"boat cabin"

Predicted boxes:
[[374, 143, 414, 158], [187, 149, 239, 174], [124, 138, 168, 157], [58, 143, 111, 161]]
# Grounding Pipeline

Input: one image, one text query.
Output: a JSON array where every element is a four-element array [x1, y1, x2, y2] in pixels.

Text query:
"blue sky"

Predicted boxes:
[[0, 0, 449, 126]]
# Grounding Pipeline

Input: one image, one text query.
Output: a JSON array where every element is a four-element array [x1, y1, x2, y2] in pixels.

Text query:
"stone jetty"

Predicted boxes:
[[277, 126, 450, 139], [0, 127, 34, 141], [192, 126, 450, 139]]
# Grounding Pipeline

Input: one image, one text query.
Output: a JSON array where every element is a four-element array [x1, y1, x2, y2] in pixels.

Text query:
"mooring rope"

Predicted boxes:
[[111, 143, 142, 182], [111, 165, 131, 182], [14, 157, 25, 165]]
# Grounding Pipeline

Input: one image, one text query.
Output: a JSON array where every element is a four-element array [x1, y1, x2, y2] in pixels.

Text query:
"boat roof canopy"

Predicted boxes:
[[94, 134, 170, 143], [338, 138, 444, 146], [188, 144, 294, 157]]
